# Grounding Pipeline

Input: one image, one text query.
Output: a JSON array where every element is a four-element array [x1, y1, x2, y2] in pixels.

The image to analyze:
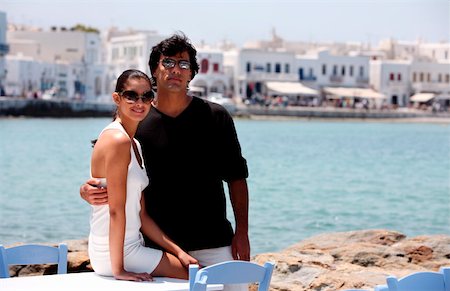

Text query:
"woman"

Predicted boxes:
[[88, 69, 197, 281]]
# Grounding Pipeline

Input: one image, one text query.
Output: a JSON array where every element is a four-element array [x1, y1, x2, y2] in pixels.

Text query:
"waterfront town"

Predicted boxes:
[[0, 10, 449, 116]]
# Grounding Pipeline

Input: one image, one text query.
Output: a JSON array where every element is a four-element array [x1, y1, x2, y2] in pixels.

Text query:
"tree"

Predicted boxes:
[[70, 24, 100, 34]]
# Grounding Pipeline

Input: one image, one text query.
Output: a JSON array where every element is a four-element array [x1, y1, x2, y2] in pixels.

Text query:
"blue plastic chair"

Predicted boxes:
[[380, 266, 450, 291], [0, 243, 68, 278], [189, 261, 275, 291], [374, 285, 388, 291]]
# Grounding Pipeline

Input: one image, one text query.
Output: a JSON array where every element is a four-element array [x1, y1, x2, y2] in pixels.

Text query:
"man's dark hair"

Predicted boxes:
[[148, 33, 199, 86]]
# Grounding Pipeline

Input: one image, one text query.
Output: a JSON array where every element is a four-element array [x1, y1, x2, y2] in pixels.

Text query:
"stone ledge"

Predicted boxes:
[[252, 229, 450, 290], [6, 229, 450, 291]]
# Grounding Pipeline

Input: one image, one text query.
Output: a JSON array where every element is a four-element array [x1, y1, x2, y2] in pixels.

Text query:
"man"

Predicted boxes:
[[81, 33, 250, 289]]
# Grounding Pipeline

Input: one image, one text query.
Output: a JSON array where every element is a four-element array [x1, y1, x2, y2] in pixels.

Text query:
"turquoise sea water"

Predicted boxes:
[[0, 118, 449, 255]]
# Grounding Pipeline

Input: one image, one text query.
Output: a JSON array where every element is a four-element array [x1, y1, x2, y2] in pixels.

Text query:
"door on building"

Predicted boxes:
[[299, 68, 304, 80], [392, 95, 398, 105]]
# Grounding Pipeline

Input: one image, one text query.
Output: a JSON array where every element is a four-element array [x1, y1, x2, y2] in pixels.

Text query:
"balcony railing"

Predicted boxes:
[[329, 75, 343, 83], [356, 77, 369, 84], [412, 82, 450, 92], [0, 43, 9, 55], [241, 72, 298, 82], [301, 76, 317, 82]]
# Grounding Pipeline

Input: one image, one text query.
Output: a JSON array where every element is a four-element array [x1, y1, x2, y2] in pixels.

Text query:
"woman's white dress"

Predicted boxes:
[[88, 121, 162, 276]]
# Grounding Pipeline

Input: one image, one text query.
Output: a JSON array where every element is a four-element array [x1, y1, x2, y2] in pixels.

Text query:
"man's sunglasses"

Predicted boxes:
[[119, 90, 154, 104], [160, 58, 191, 70]]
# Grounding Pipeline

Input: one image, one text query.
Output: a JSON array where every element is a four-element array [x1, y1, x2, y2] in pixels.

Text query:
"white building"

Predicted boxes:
[[0, 11, 9, 95], [301, 49, 370, 89], [5, 54, 102, 99], [105, 30, 166, 93], [370, 58, 450, 107], [410, 60, 450, 105], [8, 28, 101, 64], [225, 48, 297, 100], [378, 39, 450, 61], [6, 27, 105, 99], [370, 60, 411, 106], [190, 49, 229, 97]]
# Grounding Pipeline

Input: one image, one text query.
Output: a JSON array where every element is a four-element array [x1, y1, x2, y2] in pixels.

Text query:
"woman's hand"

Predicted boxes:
[[114, 270, 153, 282], [177, 251, 199, 268]]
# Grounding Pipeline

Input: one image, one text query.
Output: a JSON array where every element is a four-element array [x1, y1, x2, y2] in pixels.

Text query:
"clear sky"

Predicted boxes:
[[1, 0, 448, 46]]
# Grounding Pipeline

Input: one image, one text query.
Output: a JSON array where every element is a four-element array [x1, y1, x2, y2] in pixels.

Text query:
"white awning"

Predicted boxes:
[[324, 87, 386, 99], [410, 93, 435, 102], [266, 81, 318, 96], [188, 86, 206, 93]]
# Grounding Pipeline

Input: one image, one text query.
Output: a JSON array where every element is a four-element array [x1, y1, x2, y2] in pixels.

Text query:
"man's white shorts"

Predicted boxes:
[[189, 246, 248, 291]]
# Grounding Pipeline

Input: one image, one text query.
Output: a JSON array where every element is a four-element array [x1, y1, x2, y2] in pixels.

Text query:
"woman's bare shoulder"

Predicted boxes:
[[96, 129, 131, 152]]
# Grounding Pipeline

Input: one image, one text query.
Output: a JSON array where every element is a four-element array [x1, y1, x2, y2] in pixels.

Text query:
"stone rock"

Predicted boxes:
[[5, 239, 93, 277], [253, 229, 450, 291], [8, 229, 450, 291]]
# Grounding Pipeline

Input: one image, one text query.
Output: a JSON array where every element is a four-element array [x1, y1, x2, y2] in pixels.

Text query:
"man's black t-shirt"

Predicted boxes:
[[136, 97, 248, 251]]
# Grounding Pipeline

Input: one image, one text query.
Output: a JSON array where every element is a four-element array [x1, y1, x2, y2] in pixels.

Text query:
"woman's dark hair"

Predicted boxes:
[[91, 69, 151, 147], [148, 32, 199, 86], [115, 69, 152, 93]]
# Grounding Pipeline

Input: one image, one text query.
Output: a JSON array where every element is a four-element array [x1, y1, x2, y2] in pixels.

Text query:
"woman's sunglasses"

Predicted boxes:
[[119, 90, 154, 104]]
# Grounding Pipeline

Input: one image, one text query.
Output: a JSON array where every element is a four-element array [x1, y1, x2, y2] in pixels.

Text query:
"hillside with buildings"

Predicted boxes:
[[0, 10, 449, 114]]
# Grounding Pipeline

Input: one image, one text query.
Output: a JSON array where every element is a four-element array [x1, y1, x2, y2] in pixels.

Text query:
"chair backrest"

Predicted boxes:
[[189, 261, 275, 291], [385, 267, 450, 291], [0, 243, 68, 278]]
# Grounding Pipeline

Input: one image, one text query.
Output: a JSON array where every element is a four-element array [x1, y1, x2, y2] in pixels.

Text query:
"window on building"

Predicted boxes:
[[332, 65, 337, 76], [213, 63, 219, 72], [201, 59, 209, 73], [427, 73, 431, 82], [397, 73, 401, 81], [349, 65, 354, 77], [341, 66, 345, 76], [413, 72, 417, 82], [309, 68, 313, 78], [246, 62, 251, 73], [359, 66, 364, 77], [275, 63, 281, 73], [420, 72, 424, 82], [445, 51, 448, 59], [389, 73, 395, 81], [299, 68, 304, 80], [446, 74, 450, 83], [266, 63, 271, 73], [285, 63, 290, 73], [438, 74, 442, 82], [112, 48, 118, 59], [322, 64, 326, 75]]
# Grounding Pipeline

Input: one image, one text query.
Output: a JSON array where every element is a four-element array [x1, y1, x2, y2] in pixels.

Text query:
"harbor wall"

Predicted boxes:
[[1, 97, 450, 120], [237, 104, 450, 119], [0, 98, 115, 117]]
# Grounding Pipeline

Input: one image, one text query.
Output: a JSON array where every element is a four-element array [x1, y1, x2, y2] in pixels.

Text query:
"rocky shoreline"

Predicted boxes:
[[6, 229, 450, 291]]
